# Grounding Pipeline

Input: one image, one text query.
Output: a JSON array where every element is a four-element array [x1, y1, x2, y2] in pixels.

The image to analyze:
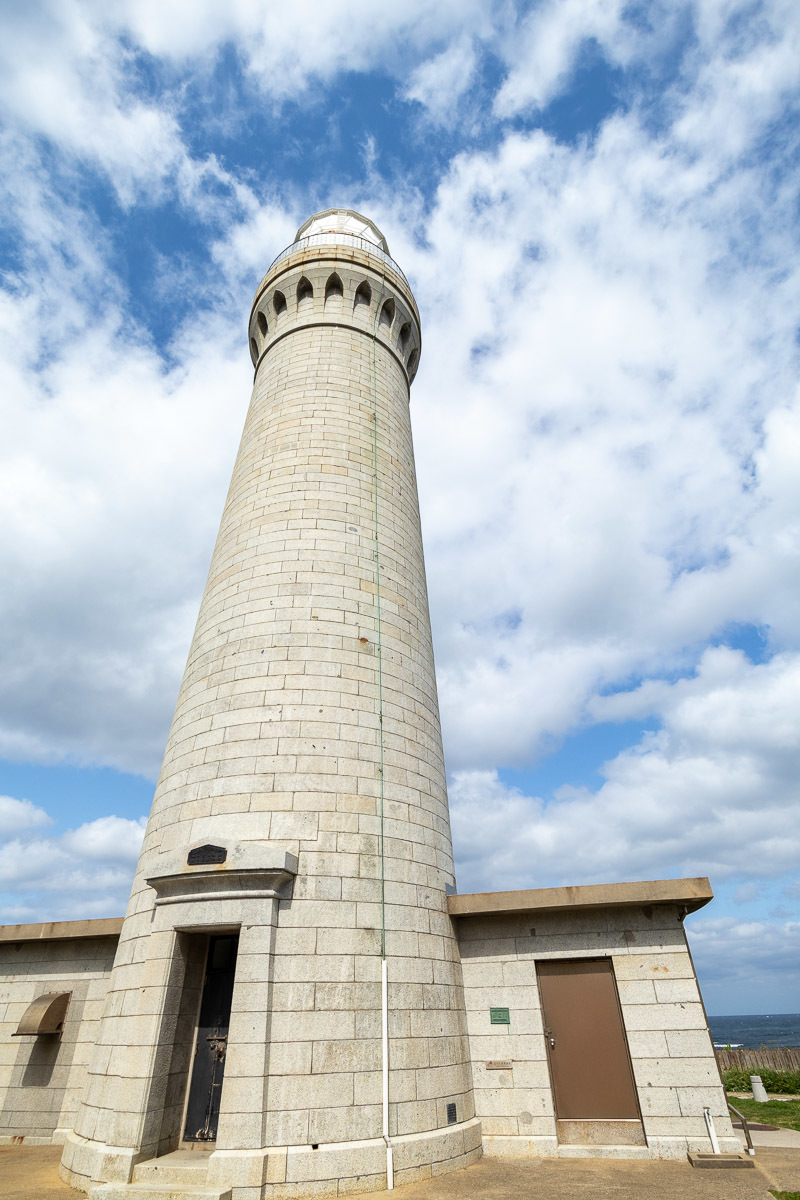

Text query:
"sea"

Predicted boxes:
[[708, 1013, 800, 1049]]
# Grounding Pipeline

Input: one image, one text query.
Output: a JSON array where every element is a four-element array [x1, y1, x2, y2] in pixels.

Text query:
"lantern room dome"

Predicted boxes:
[[294, 208, 389, 255]]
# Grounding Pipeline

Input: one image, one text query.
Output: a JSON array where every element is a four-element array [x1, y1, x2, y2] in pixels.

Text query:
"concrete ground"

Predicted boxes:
[[751, 1128, 800, 1148], [0, 1145, 798, 1200], [373, 1149, 800, 1200], [0, 1145, 76, 1200]]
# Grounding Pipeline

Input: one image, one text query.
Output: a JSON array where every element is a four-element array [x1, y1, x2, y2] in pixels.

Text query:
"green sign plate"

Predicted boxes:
[[489, 1007, 510, 1025]]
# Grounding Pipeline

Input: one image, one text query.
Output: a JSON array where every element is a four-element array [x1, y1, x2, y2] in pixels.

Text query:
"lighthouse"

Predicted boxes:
[[60, 210, 480, 1198]]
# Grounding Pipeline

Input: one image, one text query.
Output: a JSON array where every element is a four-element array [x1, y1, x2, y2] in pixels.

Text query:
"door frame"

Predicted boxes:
[[178, 934, 211, 1149], [536, 956, 642, 1125], [178, 929, 240, 1148]]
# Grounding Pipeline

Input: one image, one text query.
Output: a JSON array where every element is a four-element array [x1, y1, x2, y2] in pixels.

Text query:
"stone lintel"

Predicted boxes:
[[447, 877, 713, 919], [147, 870, 294, 906], [0, 916, 124, 943], [146, 844, 298, 906]]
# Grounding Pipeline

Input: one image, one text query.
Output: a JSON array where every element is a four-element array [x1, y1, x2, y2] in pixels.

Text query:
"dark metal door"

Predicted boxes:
[[183, 934, 239, 1142], [536, 958, 639, 1119]]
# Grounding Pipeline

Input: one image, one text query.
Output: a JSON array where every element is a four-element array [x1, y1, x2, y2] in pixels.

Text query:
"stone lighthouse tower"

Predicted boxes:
[[61, 211, 480, 1198]]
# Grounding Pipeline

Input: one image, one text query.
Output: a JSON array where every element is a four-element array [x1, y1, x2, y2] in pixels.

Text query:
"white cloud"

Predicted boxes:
[[493, 0, 800, 129], [61, 815, 148, 862], [450, 650, 800, 893], [403, 38, 478, 124], [121, 1, 493, 93], [0, 1, 497, 199], [0, 4, 267, 217], [673, 0, 800, 161], [0, 5, 184, 203], [0, 796, 51, 837], [0, 165, 254, 773], [3, 0, 796, 203], [494, 0, 629, 117], [401, 80, 800, 770], [0, 806, 145, 923], [686, 915, 800, 1013]]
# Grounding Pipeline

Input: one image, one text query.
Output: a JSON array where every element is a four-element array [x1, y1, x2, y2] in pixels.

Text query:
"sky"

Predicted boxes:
[[0, 0, 798, 1016]]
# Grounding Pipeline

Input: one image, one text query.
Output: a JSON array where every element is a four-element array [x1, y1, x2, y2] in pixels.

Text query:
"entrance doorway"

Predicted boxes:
[[183, 934, 239, 1143], [537, 958, 641, 1141]]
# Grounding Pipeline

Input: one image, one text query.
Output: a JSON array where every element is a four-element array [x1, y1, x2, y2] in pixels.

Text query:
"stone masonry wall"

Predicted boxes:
[[0, 937, 116, 1144], [456, 904, 740, 1159]]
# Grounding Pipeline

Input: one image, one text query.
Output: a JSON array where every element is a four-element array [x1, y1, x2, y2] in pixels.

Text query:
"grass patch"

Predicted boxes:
[[727, 1094, 800, 1131], [769, 1192, 800, 1199]]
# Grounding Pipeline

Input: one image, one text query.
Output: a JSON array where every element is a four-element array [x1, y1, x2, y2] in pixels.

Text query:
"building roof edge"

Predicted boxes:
[[0, 916, 124, 943], [447, 877, 713, 919]]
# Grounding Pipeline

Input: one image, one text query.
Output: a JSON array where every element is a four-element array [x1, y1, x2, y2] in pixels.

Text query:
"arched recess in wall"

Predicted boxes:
[[250, 338, 259, 365], [379, 298, 395, 329], [354, 280, 371, 309], [273, 290, 287, 315], [297, 277, 313, 306], [407, 348, 419, 379], [398, 322, 411, 352], [325, 273, 343, 302], [257, 311, 268, 336]]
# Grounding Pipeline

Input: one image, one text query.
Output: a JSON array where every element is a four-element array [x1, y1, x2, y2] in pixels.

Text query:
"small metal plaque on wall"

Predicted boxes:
[[446, 1103, 457, 1124], [489, 1007, 510, 1024], [187, 844, 227, 866]]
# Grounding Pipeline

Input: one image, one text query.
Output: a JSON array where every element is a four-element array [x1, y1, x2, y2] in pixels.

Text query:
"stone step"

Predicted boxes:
[[132, 1150, 212, 1184], [90, 1185, 231, 1200], [557, 1144, 652, 1159], [556, 1118, 646, 1146]]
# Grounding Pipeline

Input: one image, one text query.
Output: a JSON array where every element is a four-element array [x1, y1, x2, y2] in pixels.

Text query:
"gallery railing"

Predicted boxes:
[[259, 232, 410, 294]]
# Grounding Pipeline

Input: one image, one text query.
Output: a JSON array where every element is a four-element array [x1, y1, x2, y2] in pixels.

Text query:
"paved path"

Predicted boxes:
[[1, 1145, 798, 1200], [750, 1126, 800, 1147]]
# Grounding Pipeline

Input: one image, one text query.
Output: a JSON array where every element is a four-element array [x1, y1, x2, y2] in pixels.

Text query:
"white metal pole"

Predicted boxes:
[[703, 1105, 721, 1154], [382, 957, 394, 1188]]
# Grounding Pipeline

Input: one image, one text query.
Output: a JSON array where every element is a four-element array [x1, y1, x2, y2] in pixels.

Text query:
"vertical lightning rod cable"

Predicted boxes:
[[370, 283, 393, 1189]]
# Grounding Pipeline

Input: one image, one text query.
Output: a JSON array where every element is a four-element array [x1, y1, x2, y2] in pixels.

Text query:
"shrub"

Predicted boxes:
[[722, 1067, 800, 1094]]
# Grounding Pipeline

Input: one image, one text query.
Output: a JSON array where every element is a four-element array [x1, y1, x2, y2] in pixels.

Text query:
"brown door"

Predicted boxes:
[[537, 958, 639, 1119]]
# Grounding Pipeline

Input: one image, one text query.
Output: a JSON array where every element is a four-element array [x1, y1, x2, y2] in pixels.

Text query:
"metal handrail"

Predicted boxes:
[[256, 232, 410, 295], [727, 1101, 755, 1156]]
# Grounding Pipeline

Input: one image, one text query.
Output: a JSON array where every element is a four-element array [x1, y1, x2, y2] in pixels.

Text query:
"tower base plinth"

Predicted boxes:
[[61, 1119, 483, 1199]]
